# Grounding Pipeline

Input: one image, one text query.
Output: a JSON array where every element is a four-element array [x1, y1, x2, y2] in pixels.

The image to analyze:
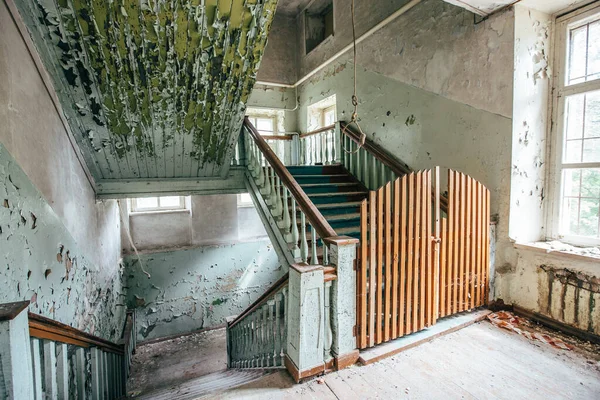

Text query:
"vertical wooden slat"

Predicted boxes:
[[484, 188, 491, 303], [392, 179, 400, 339], [458, 173, 466, 312], [398, 176, 407, 337], [368, 191, 377, 347], [446, 171, 453, 317], [406, 174, 414, 335], [376, 187, 384, 344], [384, 183, 392, 341], [413, 172, 421, 331], [359, 200, 368, 349], [440, 218, 447, 318], [470, 177, 477, 310], [465, 176, 471, 311], [452, 171, 460, 314], [476, 182, 483, 307], [430, 169, 436, 325], [419, 172, 427, 329]]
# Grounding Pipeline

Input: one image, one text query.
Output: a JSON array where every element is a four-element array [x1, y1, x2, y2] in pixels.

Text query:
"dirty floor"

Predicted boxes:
[[128, 328, 228, 396], [212, 321, 600, 399]]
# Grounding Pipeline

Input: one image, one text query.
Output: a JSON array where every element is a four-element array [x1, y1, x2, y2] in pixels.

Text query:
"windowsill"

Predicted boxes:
[[129, 209, 190, 216], [514, 241, 600, 263]]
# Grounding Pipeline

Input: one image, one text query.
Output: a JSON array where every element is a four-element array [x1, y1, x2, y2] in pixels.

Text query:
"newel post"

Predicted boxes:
[[324, 236, 360, 370], [0, 301, 34, 399], [285, 263, 325, 383]]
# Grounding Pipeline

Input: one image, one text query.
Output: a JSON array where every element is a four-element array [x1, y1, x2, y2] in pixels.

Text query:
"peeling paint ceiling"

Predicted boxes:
[[443, 0, 593, 15], [15, 0, 278, 180]]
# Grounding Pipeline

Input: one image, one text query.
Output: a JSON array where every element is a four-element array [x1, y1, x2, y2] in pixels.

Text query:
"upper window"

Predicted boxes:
[[322, 105, 336, 127], [553, 4, 600, 245], [130, 196, 186, 213], [247, 115, 276, 136], [305, 0, 334, 54]]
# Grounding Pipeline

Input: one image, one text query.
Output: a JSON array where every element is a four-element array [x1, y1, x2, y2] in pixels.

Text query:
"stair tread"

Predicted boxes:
[[308, 191, 368, 197], [314, 201, 363, 209], [292, 174, 351, 178], [299, 182, 359, 187], [296, 212, 360, 222]]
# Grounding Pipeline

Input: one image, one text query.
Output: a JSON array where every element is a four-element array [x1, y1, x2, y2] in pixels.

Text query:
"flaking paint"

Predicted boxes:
[[14, 0, 278, 180]]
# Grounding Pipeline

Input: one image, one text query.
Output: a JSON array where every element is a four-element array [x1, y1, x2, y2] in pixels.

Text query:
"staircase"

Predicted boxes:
[[289, 165, 367, 243]]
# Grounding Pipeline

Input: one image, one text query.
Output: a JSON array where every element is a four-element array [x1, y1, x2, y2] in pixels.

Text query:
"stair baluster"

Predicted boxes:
[[321, 131, 327, 165], [311, 225, 318, 265], [291, 199, 300, 257], [273, 175, 283, 221], [300, 212, 309, 263]]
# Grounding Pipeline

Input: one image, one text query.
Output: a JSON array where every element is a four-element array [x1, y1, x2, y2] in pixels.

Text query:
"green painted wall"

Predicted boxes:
[[14, 0, 278, 180], [0, 144, 125, 341], [125, 239, 284, 341]]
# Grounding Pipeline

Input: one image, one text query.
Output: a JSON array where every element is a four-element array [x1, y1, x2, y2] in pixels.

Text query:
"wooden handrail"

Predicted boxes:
[[228, 273, 290, 329], [244, 117, 337, 239], [340, 121, 412, 176], [262, 134, 294, 141], [29, 312, 124, 355], [299, 124, 336, 139], [340, 121, 449, 212]]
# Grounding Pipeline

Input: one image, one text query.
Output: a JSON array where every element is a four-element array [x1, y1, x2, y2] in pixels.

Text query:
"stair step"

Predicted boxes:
[[287, 165, 345, 175], [300, 182, 363, 194], [296, 213, 361, 230], [308, 191, 368, 204], [293, 174, 354, 184]]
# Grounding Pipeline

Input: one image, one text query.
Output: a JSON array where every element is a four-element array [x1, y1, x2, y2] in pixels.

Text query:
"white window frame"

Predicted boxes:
[[548, 2, 600, 246], [247, 115, 277, 136], [321, 105, 337, 127], [130, 196, 187, 213]]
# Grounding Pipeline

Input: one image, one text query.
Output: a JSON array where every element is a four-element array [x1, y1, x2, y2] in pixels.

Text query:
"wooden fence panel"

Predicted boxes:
[[356, 168, 490, 349]]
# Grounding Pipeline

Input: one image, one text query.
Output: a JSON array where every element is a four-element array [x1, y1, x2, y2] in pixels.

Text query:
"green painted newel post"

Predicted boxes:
[[326, 237, 360, 360], [0, 301, 34, 398]]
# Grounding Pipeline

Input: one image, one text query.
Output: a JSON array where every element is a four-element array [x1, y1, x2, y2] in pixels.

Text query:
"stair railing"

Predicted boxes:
[[340, 121, 449, 212], [243, 117, 336, 264], [228, 118, 359, 381], [0, 301, 136, 399], [299, 124, 339, 166], [227, 274, 289, 369]]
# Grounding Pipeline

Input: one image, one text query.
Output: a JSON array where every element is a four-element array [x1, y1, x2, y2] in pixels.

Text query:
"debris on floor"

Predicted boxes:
[[487, 311, 573, 350]]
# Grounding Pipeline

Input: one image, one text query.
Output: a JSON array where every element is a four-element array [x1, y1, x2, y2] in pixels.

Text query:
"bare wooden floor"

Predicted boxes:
[[213, 321, 600, 400]]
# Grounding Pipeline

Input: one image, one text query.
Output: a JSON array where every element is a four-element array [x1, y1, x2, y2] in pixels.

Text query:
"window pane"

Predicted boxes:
[[159, 196, 182, 208], [585, 91, 600, 138], [569, 25, 588, 84], [562, 168, 600, 238], [256, 118, 274, 132], [135, 197, 158, 209], [564, 169, 581, 197], [582, 168, 600, 198], [324, 109, 336, 125], [579, 199, 599, 236], [583, 138, 600, 162], [566, 94, 584, 139], [589, 21, 600, 80], [565, 140, 583, 162]]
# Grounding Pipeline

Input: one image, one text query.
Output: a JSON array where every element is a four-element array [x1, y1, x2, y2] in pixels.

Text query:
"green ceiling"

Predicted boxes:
[[15, 0, 278, 180]]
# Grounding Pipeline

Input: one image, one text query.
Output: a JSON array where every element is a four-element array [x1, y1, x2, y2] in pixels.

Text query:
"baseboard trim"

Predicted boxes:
[[335, 350, 360, 371], [512, 305, 600, 345], [284, 355, 324, 383]]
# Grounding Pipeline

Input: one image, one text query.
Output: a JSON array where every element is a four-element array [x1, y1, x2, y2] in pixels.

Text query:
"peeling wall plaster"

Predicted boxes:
[[496, 249, 600, 335], [509, 6, 550, 244], [125, 240, 284, 341], [1, 1, 122, 280], [257, 12, 298, 84], [13, 0, 278, 180], [0, 144, 126, 341]]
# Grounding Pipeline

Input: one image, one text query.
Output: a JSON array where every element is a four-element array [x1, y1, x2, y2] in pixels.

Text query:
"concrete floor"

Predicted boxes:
[[128, 328, 228, 396], [214, 321, 600, 399]]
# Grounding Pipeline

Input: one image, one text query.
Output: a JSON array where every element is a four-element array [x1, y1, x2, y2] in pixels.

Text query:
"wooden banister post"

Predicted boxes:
[[0, 301, 34, 398], [285, 263, 325, 383], [324, 236, 360, 370]]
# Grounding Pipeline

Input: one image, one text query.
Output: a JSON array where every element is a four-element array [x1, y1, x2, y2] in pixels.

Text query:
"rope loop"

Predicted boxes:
[[340, 0, 366, 155]]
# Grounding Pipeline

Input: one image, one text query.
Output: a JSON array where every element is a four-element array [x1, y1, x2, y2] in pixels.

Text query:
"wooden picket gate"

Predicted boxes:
[[356, 168, 490, 349]]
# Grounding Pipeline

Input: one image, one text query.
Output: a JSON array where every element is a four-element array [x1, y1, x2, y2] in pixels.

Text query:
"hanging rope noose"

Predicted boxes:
[[341, 0, 366, 154]]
